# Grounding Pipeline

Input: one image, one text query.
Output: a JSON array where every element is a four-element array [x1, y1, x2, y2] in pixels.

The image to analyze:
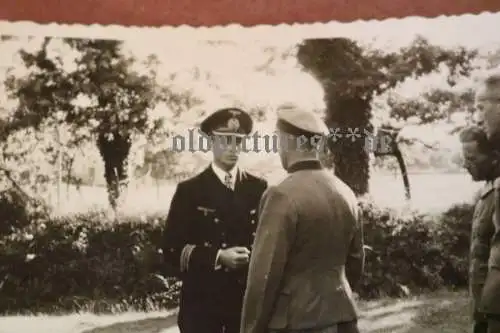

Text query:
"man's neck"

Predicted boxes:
[[485, 175, 495, 183], [212, 161, 238, 173], [286, 153, 318, 170], [213, 161, 236, 172]]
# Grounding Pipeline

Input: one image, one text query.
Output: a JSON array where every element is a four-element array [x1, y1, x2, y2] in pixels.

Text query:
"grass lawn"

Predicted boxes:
[[0, 290, 471, 333]]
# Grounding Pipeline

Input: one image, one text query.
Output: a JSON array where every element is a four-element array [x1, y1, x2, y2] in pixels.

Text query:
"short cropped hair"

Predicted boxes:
[[459, 125, 492, 154]]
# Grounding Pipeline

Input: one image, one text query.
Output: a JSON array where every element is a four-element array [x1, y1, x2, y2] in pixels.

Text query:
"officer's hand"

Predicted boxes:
[[219, 246, 250, 270]]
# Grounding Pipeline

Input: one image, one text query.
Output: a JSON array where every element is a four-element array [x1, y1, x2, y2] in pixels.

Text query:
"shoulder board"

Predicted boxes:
[[239, 170, 266, 182], [481, 181, 494, 198], [494, 177, 500, 190]]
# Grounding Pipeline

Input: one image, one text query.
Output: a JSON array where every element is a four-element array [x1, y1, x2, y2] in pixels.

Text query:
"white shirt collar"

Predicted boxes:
[[211, 163, 238, 189]]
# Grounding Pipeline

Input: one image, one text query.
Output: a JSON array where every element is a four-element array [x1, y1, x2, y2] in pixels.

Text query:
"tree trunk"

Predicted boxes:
[[374, 127, 411, 200], [97, 131, 131, 210], [325, 95, 372, 196], [296, 38, 380, 197], [393, 147, 411, 200]]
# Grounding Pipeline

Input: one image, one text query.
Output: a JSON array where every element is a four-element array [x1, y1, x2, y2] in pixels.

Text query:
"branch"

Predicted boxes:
[[0, 165, 29, 199], [0, 164, 49, 216], [398, 137, 440, 150], [377, 126, 440, 150]]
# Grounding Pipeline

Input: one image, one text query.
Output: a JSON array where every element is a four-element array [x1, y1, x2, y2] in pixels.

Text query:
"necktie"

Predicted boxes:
[[224, 172, 233, 190]]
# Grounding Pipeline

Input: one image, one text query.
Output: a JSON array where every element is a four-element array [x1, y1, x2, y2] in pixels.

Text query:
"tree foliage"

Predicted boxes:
[[297, 36, 478, 196], [2, 37, 194, 210]]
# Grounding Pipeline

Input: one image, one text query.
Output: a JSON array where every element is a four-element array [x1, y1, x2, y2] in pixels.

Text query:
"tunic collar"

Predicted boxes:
[[211, 163, 238, 189], [287, 159, 323, 173]]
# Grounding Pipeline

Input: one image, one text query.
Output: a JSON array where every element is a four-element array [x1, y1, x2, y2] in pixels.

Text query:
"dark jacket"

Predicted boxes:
[[469, 182, 495, 316], [480, 178, 500, 315], [162, 165, 267, 317]]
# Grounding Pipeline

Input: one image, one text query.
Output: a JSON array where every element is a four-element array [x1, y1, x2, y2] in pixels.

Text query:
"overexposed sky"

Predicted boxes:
[[1, 12, 499, 146], [1, 12, 499, 50], [2, 12, 499, 88]]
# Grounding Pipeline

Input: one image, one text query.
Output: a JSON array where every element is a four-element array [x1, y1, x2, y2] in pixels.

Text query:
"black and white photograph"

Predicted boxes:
[[0, 12, 500, 333]]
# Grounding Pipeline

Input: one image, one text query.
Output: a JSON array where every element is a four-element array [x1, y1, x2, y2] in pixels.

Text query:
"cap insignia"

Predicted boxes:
[[227, 117, 240, 131]]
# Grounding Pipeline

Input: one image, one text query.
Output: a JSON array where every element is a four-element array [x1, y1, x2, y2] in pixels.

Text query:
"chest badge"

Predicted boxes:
[[197, 206, 215, 216]]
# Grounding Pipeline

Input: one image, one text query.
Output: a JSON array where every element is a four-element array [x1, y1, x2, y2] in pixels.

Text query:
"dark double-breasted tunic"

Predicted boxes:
[[162, 165, 267, 332]]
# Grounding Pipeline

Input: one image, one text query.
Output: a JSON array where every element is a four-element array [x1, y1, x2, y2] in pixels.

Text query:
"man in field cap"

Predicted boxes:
[[241, 103, 365, 333], [162, 107, 268, 333], [474, 69, 500, 333]]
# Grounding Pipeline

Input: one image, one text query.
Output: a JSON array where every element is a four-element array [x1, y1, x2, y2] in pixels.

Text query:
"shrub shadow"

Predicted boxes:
[[403, 291, 470, 333], [358, 291, 470, 333], [79, 291, 470, 333], [80, 314, 177, 333], [358, 297, 422, 333]]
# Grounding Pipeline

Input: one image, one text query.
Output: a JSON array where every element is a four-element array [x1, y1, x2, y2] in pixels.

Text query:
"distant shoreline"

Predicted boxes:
[[53, 170, 470, 189], [374, 169, 467, 176]]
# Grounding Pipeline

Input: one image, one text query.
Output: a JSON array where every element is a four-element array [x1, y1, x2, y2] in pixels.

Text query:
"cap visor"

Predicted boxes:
[[211, 131, 246, 138]]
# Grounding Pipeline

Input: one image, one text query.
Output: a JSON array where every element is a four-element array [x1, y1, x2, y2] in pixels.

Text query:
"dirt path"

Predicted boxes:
[[0, 290, 470, 333]]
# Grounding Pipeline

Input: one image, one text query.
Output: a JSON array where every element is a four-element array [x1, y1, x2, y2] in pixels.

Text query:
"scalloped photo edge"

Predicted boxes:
[[0, 11, 499, 43]]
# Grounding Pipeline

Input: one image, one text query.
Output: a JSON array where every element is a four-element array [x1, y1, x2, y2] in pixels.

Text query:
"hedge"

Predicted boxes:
[[0, 188, 474, 314]]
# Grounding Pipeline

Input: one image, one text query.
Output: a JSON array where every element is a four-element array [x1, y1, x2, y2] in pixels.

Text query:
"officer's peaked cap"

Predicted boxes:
[[200, 107, 253, 137]]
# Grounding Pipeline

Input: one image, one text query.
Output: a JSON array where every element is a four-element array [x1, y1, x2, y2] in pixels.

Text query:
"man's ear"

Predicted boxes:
[[490, 155, 500, 178]]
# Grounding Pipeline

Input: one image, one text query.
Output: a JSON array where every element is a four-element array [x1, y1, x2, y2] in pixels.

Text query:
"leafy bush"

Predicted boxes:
[[358, 198, 473, 298], [0, 188, 30, 237], [0, 196, 474, 314], [0, 207, 179, 314]]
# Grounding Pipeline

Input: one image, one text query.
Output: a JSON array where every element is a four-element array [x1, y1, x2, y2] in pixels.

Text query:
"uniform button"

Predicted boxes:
[[169, 248, 175, 252], [252, 232, 256, 237], [221, 243, 227, 248], [204, 242, 210, 247], [251, 220, 255, 224], [214, 218, 219, 223]]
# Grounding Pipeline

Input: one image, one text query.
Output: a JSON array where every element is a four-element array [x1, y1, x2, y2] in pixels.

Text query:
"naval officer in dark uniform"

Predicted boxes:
[[162, 107, 268, 333]]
